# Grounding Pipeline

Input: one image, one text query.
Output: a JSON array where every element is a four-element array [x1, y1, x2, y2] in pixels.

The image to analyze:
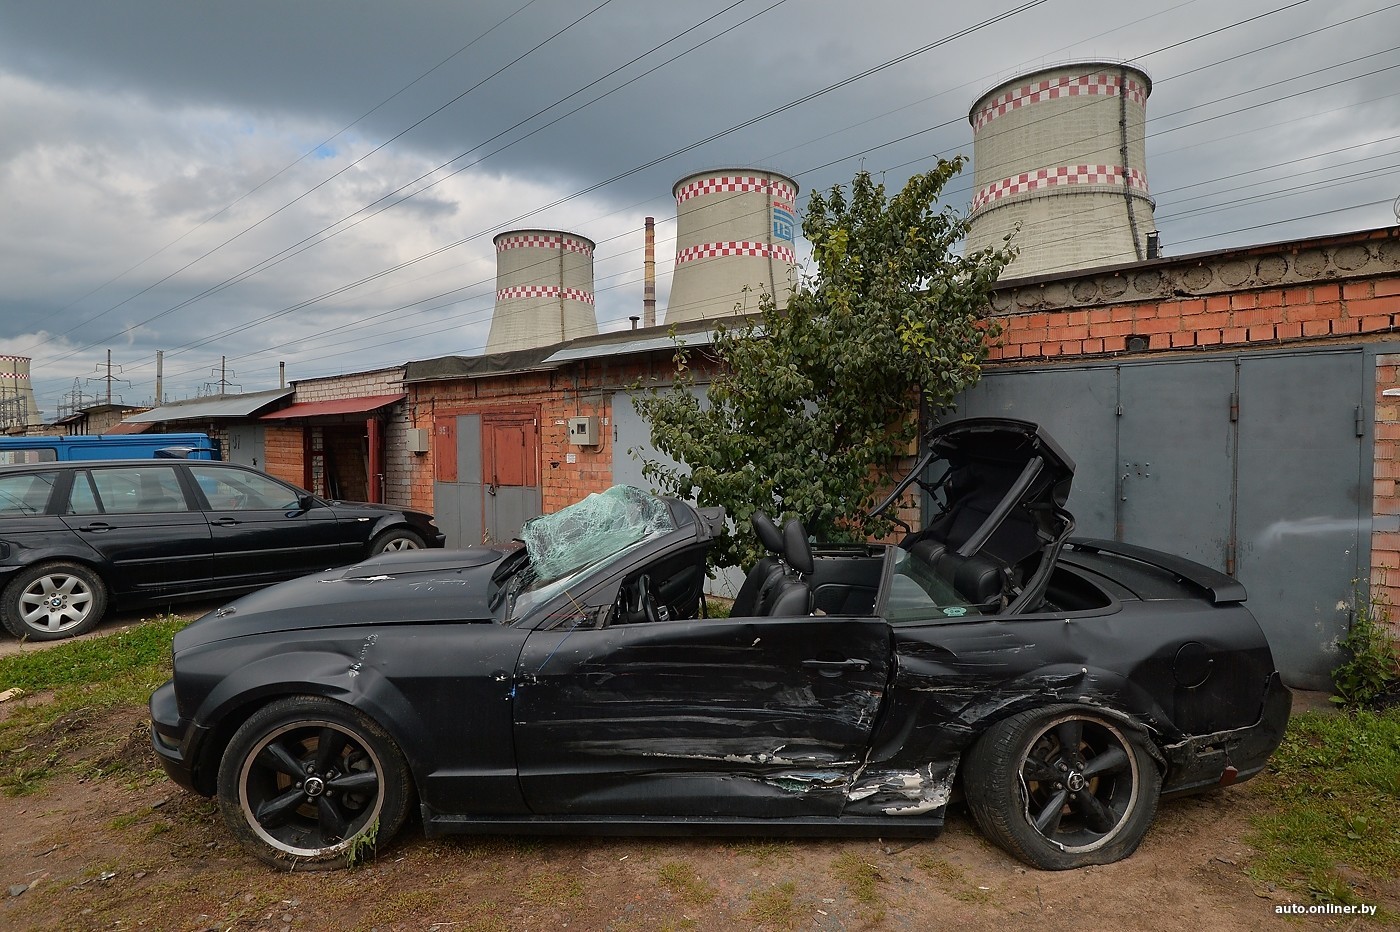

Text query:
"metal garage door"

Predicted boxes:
[[957, 348, 1367, 690], [613, 386, 744, 598]]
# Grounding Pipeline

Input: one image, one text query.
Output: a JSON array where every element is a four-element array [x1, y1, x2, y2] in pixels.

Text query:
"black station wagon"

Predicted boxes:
[[150, 419, 1289, 871], [0, 459, 442, 640]]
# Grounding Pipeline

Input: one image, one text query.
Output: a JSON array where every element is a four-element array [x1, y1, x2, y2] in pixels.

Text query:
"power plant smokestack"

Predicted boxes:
[[486, 230, 598, 354], [643, 217, 657, 328], [966, 62, 1155, 278], [665, 168, 798, 325]]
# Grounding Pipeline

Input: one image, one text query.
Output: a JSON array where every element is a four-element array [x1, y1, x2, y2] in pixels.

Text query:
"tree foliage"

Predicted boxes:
[[633, 159, 1015, 570]]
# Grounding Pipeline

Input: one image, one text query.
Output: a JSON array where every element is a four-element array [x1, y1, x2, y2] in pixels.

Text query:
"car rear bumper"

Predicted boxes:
[[1160, 671, 1291, 796]]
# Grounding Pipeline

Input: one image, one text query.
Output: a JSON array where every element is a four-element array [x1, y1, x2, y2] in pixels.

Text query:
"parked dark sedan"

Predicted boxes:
[[150, 419, 1289, 871], [0, 459, 443, 640]]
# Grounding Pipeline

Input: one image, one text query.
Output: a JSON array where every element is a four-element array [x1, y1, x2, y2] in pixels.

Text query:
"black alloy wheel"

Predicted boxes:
[[216, 697, 411, 870], [963, 706, 1161, 870]]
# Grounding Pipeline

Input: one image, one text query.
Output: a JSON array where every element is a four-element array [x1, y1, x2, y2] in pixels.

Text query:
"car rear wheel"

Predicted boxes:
[[963, 706, 1161, 870], [217, 697, 412, 870], [0, 562, 108, 641], [369, 528, 425, 555]]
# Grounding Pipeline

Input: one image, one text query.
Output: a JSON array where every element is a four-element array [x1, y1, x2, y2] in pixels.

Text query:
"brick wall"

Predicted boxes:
[[262, 425, 303, 486], [407, 362, 654, 515], [988, 279, 1400, 361], [1373, 354, 1400, 618]]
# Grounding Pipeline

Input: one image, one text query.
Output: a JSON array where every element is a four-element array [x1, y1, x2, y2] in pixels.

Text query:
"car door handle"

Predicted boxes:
[[77, 522, 112, 533], [213, 517, 241, 527], [802, 658, 870, 676]]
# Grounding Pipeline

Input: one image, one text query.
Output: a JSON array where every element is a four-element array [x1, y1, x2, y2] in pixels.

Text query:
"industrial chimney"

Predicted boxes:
[[965, 62, 1156, 278], [664, 168, 798, 325], [485, 230, 598, 354]]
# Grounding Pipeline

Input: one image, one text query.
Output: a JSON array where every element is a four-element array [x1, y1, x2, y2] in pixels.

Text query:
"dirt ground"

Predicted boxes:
[[0, 618, 1394, 931]]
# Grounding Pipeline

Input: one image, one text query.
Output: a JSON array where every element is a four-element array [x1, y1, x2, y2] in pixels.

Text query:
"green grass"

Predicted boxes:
[[0, 616, 184, 691], [657, 861, 717, 907], [1246, 708, 1400, 910], [745, 881, 802, 930], [0, 616, 185, 795]]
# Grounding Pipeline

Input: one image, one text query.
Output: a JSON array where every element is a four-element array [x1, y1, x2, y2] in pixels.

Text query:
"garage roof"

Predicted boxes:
[[121, 388, 294, 424], [260, 393, 406, 420]]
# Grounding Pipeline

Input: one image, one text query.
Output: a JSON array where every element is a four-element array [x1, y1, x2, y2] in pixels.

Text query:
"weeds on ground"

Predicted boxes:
[[832, 851, 886, 923], [745, 881, 802, 930], [1247, 708, 1400, 913], [1332, 592, 1400, 710], [657, 861, 717, 907], [915, 855, 992, 904]]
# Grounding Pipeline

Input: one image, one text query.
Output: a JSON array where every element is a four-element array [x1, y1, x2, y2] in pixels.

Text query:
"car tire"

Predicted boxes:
[[962, 705, 1161, 870], [216, 696, 413, 871], [369, 528, 425, 555], [0, 561, 108, 641]]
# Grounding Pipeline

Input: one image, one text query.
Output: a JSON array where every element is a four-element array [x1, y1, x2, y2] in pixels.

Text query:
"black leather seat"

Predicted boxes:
[[934, 551, 1004, 607], [761, 518, 814, 617], [732, 512, 786, 617]]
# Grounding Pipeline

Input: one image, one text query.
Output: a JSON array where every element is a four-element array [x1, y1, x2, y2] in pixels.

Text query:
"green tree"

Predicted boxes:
[[634, 159, 1014, 570]]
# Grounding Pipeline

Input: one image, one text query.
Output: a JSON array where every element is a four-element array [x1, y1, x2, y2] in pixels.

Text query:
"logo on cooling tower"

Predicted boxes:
[[772, 205, 795, 243]]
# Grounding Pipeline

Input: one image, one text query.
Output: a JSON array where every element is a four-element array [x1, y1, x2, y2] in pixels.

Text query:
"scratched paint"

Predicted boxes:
[[347, 633, 379, 678]]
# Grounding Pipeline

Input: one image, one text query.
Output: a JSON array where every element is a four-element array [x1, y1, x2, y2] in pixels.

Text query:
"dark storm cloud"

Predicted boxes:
[[0, 0, 1396, 413]]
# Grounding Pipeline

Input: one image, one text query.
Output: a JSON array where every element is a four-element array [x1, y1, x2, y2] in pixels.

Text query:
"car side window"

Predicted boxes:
[[0, 471, 58, 516], [84, 466, 189, 514], [66, 472, 101, 515], [190, 465, 302, 511]]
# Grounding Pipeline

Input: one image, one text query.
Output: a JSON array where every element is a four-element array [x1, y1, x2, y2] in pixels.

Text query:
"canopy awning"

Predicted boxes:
[[260, 393, 406, 420]]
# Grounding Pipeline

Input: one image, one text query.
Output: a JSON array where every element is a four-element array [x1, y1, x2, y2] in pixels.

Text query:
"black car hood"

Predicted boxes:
[[174, 547, 509, 650]]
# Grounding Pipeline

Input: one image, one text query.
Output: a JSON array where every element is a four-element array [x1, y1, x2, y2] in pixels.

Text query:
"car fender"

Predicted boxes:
[[0, 540, 109, 585], [946, 663, 1171, 766], [876, 657, 1172, 773], [191, 649, 439, 788]]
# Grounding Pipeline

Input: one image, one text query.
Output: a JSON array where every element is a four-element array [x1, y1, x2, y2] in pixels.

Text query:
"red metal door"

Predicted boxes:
[[480, 412, 540, 543]]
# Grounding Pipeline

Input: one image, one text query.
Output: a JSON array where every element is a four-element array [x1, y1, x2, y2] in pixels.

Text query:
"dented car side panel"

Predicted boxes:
[[512, 616, 891, 818]]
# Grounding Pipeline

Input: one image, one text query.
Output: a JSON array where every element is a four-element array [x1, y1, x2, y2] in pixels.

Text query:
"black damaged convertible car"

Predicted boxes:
[[150, 418, 1289, 871]]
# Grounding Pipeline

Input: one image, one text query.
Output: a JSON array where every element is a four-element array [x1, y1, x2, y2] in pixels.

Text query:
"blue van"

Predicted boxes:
[[0, 433, 221, 464]]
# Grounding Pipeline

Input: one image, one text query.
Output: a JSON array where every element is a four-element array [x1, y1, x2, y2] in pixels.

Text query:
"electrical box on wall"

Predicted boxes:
[[567, 416, 599, 446], [405, 428, 429, 454]]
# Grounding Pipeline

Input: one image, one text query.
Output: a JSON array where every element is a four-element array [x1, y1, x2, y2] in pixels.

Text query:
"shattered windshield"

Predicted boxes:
[[504, 486, 676, 622]]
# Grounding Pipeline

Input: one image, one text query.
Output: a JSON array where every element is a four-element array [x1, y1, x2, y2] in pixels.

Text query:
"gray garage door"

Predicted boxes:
[[958, 347, 1368, 690], [613, 386, 745, 599]]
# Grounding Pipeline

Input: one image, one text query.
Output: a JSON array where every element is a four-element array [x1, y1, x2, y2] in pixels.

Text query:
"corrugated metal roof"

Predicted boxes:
[[105, 422, 151, 434], [260, 393, 405, 420], [122, 388, 294, 423]]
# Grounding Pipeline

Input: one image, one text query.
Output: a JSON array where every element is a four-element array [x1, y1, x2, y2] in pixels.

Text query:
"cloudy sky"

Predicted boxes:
[[1, 0, 1396, 418]]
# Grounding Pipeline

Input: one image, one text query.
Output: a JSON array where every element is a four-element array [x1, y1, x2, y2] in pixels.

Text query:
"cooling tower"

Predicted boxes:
[[665, 169, 798, 324], [0, 355, 39, 429], [485, 230, 598, 354], [966, 62, 1156, 279]]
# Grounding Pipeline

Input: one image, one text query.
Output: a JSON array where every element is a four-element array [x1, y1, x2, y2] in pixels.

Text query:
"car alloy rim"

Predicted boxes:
[[381, 537, 421, 551], [1016, 714, 1139, 853], [238, 719, 385, 858], [18, 573, 95, 633]]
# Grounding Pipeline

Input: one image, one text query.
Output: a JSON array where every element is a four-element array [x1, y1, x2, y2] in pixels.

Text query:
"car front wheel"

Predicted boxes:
[[963, 706, 1161, 870], [216, 697, 412, 870], [0, 562, 108, 641], [369, 528, 425, 555]]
